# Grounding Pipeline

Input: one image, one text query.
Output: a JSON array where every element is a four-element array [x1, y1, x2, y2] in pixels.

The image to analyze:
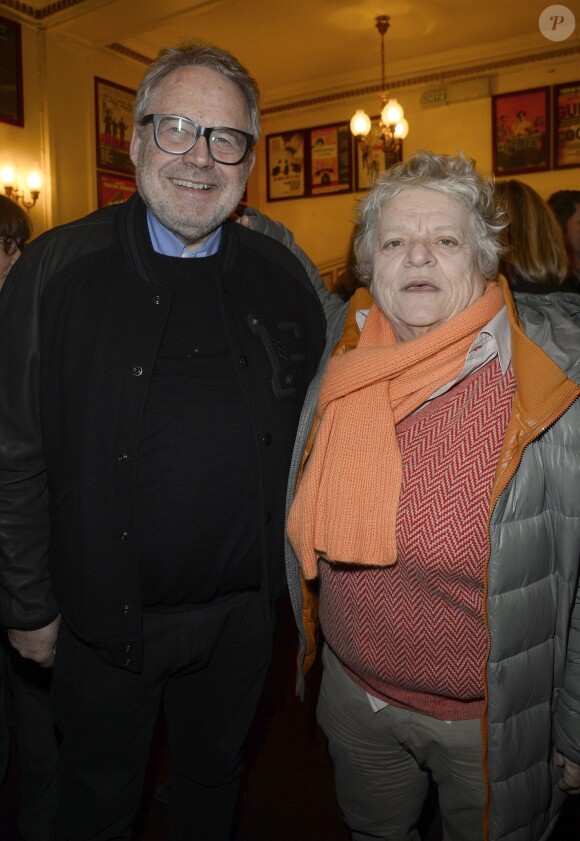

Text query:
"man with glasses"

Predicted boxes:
[[0, 42, 326, 841], [0, 194, 30, 290]]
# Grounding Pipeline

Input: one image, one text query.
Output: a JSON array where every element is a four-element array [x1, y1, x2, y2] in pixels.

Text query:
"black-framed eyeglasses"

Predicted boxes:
[[0, 236, 24, 256], [141, 114, 254, 165]]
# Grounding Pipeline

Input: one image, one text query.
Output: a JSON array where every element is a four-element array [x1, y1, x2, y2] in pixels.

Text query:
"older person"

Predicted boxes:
[[287, 151, 580, 841], [0, 41, 326, 841]]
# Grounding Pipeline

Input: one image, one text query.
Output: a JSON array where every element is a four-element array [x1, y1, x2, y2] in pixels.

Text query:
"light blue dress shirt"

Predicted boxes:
[[146, 209, 222, 258]]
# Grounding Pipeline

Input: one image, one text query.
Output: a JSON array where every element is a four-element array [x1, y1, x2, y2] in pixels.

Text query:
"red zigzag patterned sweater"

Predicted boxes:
[[319, 357, 516, 721]]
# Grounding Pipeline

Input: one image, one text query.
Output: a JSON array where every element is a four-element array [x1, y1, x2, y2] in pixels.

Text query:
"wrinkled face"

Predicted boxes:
[[565, 203, 580, 264], [130, 65, 255, 247], [371, 188, 486, 342], [0, 239, 22, 290]]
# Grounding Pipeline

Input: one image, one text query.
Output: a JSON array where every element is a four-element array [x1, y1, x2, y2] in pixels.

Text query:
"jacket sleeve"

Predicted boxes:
[[241, 207, 345, 324], [0, 245, 58, 630], [553, 565, 580, 765]]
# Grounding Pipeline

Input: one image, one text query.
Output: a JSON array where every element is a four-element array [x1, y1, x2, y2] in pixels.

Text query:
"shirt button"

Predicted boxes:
[[132, 366, 143, 376], [239, 355, 249, 367], [120, 531, 129, 541], [262, 433, 272, 446]]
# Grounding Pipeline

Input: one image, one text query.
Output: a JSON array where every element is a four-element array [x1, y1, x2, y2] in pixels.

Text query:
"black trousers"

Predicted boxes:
[[0, 636, 59, 841], [50, 592, 272, 841]]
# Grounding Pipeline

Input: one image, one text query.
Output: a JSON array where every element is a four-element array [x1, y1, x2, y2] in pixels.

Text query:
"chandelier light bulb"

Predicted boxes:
[[381, 98, 404, 127], [350, 109, 372, 138], [394, 118, 409, 140]]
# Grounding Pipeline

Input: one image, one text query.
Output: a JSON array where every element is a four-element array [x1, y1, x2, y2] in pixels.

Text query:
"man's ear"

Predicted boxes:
[[129, 128, 142, 169], [247, 148, 256, 176]]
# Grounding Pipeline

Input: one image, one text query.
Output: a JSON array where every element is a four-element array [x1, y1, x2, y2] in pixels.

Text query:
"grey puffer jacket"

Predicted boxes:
[[285, 288, 580, 841]]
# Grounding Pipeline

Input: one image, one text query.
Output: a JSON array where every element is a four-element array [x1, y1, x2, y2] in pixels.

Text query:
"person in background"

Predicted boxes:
[[287, 151, 580, 841], [0, 40, 325, 841], [494, 179, 575, 292], [0, 195, 58, 841], [547, 189, 580, 286], [0, 195, 31, 290]]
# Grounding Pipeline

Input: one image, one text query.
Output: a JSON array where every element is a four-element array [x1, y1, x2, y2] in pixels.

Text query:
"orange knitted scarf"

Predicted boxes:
[[287, 281, 505, 580]]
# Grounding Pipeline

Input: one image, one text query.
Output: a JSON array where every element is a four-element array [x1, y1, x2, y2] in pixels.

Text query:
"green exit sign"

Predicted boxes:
[[420, 89, 447, 107]]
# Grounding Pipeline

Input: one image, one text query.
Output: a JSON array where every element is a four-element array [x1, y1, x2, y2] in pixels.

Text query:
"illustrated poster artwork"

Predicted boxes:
[[492, 87, 550, 175], [554, 81, 580, 169], [309, 124, 352, 196], [95, 77, 136, 175], [266, 132, 306, 200]]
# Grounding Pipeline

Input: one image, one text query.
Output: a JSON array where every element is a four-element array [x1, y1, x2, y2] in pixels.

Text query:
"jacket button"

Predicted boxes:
[[125, 658, 131, 667], [118, 453, 128, 462], [123, 604, 130, 614], [262, 433, 272, 445], [120, 531, 129, 541], [265, 512, 272, 525], [285, 374, 294, 385], [133, 366, 143, 376], [239, 355, 249, 367], [152, 295, 161, 305], [125, 644, 131, 653]]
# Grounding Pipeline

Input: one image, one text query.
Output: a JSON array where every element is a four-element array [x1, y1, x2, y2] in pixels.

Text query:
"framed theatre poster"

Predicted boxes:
[[0, 17, 24, 126], [266, 130, 306, 201], [554, 80, 580, 169], [95, 77, 136, 175], [308, 123, 352, 197], [97, 171, 137, 208], [492, 87, 550, 176], [355, 117, 402, 191]]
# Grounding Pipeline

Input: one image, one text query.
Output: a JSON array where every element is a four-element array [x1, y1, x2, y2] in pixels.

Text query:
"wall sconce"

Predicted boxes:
[[1, 164, 43, 210]]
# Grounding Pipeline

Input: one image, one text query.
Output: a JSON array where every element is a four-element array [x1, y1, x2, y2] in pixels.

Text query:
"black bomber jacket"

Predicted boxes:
[[0, 193, 326, 670]]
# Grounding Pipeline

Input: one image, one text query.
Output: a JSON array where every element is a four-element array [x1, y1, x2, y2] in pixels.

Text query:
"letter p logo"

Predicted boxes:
[[539, 5, 576, 41]]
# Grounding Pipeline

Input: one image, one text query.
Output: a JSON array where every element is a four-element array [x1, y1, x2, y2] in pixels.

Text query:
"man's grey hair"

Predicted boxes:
[[134, 40, 261, 141], [353, 151, 507, 284]]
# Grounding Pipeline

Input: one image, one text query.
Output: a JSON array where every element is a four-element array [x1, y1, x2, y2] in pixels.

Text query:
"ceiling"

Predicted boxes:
[[2, 0, 578, 109]]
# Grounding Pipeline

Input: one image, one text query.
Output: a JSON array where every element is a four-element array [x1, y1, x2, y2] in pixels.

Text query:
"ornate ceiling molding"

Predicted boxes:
[[0, 0, 88, 20]]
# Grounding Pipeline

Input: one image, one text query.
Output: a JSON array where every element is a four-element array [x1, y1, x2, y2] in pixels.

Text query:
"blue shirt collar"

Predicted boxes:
[[146, 209, 222, 258]]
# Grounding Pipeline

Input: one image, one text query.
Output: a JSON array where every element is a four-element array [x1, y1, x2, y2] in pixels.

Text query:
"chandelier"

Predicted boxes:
[[350, 15, 409, 157]]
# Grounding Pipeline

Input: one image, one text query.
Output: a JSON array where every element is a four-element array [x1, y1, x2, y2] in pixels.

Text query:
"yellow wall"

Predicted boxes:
[[1, 22, 144, 236], [1, 13, 579, 272], [252, 52, 580, 270]]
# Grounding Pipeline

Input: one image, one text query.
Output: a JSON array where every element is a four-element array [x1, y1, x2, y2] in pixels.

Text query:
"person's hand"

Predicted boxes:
[[553, 748, 580, 794], [231, 207, 255, 229], [7, 614, 61, 668]]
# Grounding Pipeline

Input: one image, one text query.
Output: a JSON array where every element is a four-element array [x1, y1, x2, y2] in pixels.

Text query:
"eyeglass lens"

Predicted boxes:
[[153, 116, 249, 163], [0, 236, 22, 256]]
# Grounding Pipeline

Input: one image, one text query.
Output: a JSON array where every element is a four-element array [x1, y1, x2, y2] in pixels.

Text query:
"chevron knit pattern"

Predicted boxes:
[[320, 358, 516, 721]]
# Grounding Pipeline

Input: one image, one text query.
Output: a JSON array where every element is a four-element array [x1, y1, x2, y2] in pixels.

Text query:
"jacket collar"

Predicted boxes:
[[114, 192, 239, 287]]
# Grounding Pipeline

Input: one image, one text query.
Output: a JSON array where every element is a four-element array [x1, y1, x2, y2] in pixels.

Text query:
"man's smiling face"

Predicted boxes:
[[130, 65, 254, 247]]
